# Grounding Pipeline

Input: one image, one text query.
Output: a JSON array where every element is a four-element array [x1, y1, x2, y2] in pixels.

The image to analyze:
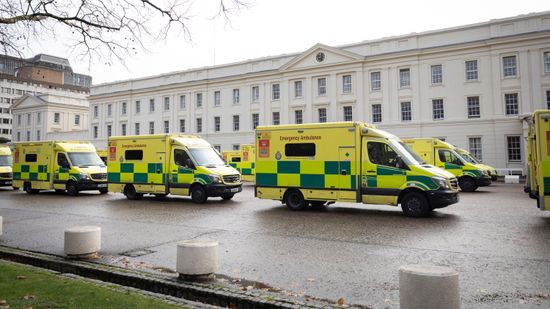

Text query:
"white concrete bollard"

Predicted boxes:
[[176, 239, 218, 277], [0, 216, 2, 236], [504, 175, 520, 184], [399, 264, 460, 309], [64, 226, 101, 258]]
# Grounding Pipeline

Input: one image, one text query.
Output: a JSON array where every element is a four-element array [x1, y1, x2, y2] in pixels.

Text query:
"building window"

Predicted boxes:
[[252, 113, 259, 129], [317, 78, 327, 96], [16, 131, 20, 141], [180, 95, 186, 109], [149, 121, 154, 134], [469, 137, 482, 161], [93, 105, 99, 118], [232, 144, 240, 151], [214, 91, 221, 106], [372, 104, 382, 123], [233, 89, 240, 105], [467, 96, 480, 118], [233, 115, 240, 131], [399, 68, 410, 88], [507, 136, 521, 162], [432, 99, 444, 120], [546, 90, 550, 109], [401, 101, 412, 121], [371, 71, 381, 91], [294, 80, 303, 98], [214, 116, 220, 132], [505, 93, 519, 115], [27, 113, 31, 125], [107, 124, 112, 137], [122, 102, 127, 115], [252, 86, 259, 102], [272, 84, 280, 100], [502, 55, 517, 77], [295, 110, 303, 124], [149, 99, 155, 112], [135, 100, 141, 114], [465, 60, 478, 81], [343, 106, 353, 121], [342, 75, 352, 93], [196, 93, 203, 108], [164, 120, 169, 133], [108, 104, 112, 117], [54, 112, 60, 124], [93, 126, 98, 138], [74, 114, 80, 125], [121, 123, 127, 136], [318, 108, 327, 123], [26, 131, 30, 141], [179, 119, 185, 133], [135, 123, 140, 135], [36, 130, 40, 141], [17, 114, 21, 125], [431, 65, 442, 85], [272, 112, 280, 125], [164, 97, 170, 111], [213, 145, 221, 152], [544, 52, 550, 74], [196, 118, 202, 133]]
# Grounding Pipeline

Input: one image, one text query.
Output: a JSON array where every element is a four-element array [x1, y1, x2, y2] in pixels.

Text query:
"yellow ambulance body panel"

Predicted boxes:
[[456, 148, 498, 181], [403, 138, 491, 192], [12, 141, 107, 195], [524, 110, 550, 211], [0, 145, 13, 187], [107, 134, 242, 203], [222, 144, 255, 182], [254, 122, 459, 217]]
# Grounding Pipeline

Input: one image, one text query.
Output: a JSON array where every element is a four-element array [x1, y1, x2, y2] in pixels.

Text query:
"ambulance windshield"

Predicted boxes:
[[0, 155, 12, 166], [189, 148, 226, 167], [68, 152, 105, 167], [458, 151, 479, 164], [391, 141, 425, 165]]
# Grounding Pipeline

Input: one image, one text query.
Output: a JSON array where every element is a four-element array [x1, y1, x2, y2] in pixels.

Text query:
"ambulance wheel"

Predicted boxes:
[[191, 185, 207, 204], [221, 193, 234, 200], [23, 182, 38, 194], [401, 191, 431, 217], [99, 188, 109, 194], [285, 189, 307, 211], [66, 181, 79, 196], [124, 184, 143, 200], [459, 177, 477, 192]]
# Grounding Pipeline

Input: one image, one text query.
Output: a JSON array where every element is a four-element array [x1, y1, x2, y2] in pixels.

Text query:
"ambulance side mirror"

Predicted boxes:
[[185, 158, 195, 169]]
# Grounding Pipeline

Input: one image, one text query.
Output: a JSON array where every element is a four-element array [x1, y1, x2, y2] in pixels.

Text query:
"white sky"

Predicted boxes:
[[35, 0, 550, 84]]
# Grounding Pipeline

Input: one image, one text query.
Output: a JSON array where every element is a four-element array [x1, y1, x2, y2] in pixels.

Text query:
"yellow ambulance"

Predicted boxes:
[[12, 141, 107, 195], [222, 144, 255, 182], [254, 122, 459, 217], [523, 110, 550, 211], [456, 148, 498, 181], [107, 134, 242, 203], [403, 138, 491, 192], [0, 145, 13, 188]]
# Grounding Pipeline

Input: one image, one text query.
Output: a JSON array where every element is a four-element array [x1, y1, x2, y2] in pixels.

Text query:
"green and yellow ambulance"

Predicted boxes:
[[403, 138, 491, 192], [456, 148, 498, 181], [0, 145, 13, 188], [222, 144, 255, 182], [524, 110, 550, 211], [12, 141, 107, 195], [254, 122, 459, 217], [107, 134, 242, 203]]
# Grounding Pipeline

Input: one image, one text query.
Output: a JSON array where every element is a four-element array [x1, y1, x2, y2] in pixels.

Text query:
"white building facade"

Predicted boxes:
[[89, 12, 550, 170], [11, 93, 89, 142]]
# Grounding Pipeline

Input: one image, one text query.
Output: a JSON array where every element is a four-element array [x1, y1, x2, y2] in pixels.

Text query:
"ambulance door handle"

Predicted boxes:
[[172, 170, 177, 172], [340, 170, 347, 175], [367, 170, 375, 173]]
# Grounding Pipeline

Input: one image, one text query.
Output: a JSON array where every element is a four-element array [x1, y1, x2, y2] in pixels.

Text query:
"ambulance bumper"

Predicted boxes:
[[427, 189, 459, 209], [77, 180, 108, 191], [206, 184, 242, 197], [0, 179, 12, 186], [475, 176, 492, 187]]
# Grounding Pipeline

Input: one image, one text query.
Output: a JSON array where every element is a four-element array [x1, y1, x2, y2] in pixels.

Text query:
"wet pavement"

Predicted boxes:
[[0, 183, 549, 308]]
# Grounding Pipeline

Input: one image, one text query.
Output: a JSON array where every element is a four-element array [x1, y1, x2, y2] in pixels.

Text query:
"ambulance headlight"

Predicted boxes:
[[79, 173, 90, 180], [432, 176, 449, 189], [208, 174, 222, 184]]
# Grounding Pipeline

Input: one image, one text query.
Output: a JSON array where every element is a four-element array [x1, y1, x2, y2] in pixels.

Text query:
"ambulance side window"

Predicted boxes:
[[367, 142, 401, 168], [25, 154, 37, 162], [174, 149, 193, 169], [57, 153, 70, 168], [231, 157, 241, 162], [438, 150, 462, 165]]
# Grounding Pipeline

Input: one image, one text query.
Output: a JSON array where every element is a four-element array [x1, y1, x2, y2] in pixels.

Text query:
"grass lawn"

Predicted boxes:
[[0, 261, 185, 309]]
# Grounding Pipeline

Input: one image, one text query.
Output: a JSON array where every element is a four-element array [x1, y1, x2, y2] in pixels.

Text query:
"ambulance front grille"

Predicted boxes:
[[223, 174, 240, 183], [450, 178, 459, 190], [0, 172, 12, 179], [91, 173, 107, 181]]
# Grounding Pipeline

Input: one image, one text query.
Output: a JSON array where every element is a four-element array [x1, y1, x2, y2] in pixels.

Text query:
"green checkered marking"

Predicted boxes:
[[13, 164, 49, 181], [108, 162, 165, 184]]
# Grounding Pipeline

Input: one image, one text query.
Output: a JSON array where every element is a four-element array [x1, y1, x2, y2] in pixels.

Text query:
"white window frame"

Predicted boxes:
[[252, 113, 259, 129], [343, 106, 353, 121], [233, 115, 240, 131], [465, 60, 479, 81], [506, 135, 522, 162], [318, 108, 327, 123], [272, 111, 280, 125], [432, 99, 444, 120], [544, 51, 550, 74], [317, 78, 327, 96], [135, 100, 141, 114], [54, 112, 60, 124], [252, 86, 259, 103], [121, 123, 127, 136], [370, 71, 381, 91], [214, 116, 221, 132], [164, 120, 170, 133], [74, 114, 80, 125], [467, 96, 480, 119], [294, 80, 303, 98], [179, 119, 185, 133], [121, 102, 127, 115], [179, 95, 186, 109], [93, 126, 98, 139], [294, 110, 303, 124], [504, 92, 519, 116], [196, 117, 202, 133], [149, 99, 155, 113], [272, 83, 280, 101], [233, 89, 240, 105], [107, 103, 112, 117], [372, 104, 382, 123], [164, 97, 170, 111], [135, 122, 140, 135], [196, 93, 203, 108], [93, 105, 99, 118], [214, 91, 221, 106], [107, 124, 112, 137], [502, 55, 518, 78], [149, 121, 154, 134], [400, 101, 412, 122], [431, 65, 442, 85], [342, 75, 352, 93], [399, 68, 410, 88], [468, 137, 483, 162]]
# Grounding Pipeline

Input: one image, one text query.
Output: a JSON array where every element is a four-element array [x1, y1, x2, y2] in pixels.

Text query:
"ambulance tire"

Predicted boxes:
[[400, 191, 432, 217], [23, 182, 38, 194], [191, 185, 208, 204], [459, 177, 477, 192], [221, 194, 234, 200], [124, 184, 143, 200], [66, 181, 79, 196], [285, 189, 307, 211]]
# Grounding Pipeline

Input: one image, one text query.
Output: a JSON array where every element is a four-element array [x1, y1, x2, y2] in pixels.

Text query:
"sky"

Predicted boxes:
[[29, 0, 550, 84]]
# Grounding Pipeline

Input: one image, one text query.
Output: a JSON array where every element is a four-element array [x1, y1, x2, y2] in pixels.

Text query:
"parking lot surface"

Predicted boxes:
[[1, 183, 549, 308]]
